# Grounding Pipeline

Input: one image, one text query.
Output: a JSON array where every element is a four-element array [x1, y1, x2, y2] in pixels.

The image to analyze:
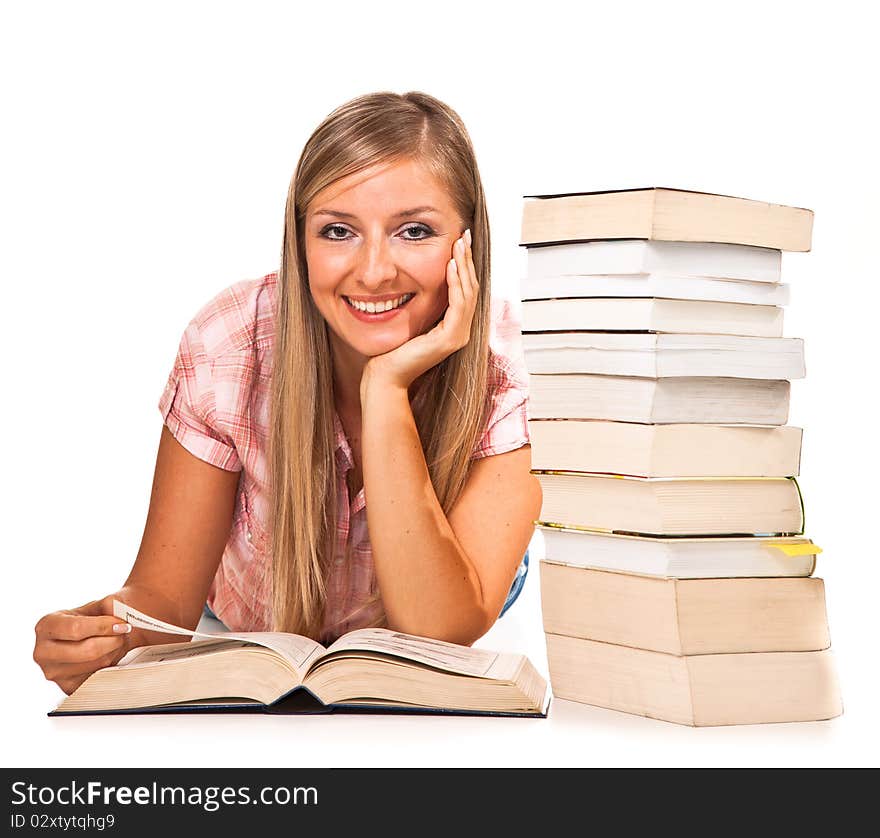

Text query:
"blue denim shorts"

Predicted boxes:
[[203, 550, 530, 625], [498, 550, 529, 618]]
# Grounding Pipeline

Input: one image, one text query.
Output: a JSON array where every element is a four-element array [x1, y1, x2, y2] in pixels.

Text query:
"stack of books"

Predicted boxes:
[[520, 187, 842, 726]]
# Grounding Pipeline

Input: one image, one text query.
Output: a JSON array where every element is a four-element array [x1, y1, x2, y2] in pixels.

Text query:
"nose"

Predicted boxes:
[[358, 234, 398, 291]]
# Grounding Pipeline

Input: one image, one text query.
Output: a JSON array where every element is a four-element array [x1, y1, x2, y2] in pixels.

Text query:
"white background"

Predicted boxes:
[[2, 1, 877, 767]]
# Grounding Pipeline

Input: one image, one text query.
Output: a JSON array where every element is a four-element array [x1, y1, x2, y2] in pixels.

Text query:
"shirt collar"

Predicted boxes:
[[332, 410, 353, 471]]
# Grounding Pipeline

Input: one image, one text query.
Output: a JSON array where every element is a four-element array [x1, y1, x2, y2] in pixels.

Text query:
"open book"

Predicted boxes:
[[49, 601, 550, 718]]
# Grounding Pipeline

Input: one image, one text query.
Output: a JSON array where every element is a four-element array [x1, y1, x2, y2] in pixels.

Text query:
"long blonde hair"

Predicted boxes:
[[268, 91, 492, 637]]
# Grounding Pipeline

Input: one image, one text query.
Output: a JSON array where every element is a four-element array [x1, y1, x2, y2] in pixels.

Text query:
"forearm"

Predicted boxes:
[[360, 381, 489, 645]]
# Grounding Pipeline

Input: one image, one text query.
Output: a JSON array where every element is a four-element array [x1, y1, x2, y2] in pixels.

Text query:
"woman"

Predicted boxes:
[[33, 91, 542, 696]]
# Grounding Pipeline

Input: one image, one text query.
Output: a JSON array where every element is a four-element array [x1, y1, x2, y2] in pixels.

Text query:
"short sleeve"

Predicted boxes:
[[158, 319, 243, 472], [470, 352, 531, 461]]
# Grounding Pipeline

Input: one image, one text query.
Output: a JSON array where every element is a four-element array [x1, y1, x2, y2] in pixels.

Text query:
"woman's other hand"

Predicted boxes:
[[33, 595, 133, 695]]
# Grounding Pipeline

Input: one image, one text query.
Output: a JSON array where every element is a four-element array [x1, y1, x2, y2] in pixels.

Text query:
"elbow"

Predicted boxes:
[[529, 471, 543, 524], [387, 606, 494, 648], [438, 612, 495, 647]]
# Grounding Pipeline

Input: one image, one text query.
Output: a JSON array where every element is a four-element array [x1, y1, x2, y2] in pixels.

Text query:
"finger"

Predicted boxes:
[[460, 252, 478, 309], [38, 634, 129, 665], [455, 233, 478, 335], [44, 648, 128, 690], [72, 595, 114, 617], [42, 644, 128, 678], [445, 256, 467, 341], [58, 677, 90, 697], [447, 252, 466, 316], [461, 229, 479, 294], [447, 259, 476, 353], [38, 612, 131, 642]]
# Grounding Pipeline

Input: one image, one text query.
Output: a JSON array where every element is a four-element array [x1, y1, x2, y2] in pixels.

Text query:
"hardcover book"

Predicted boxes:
[[535, 472, 804, 536], [50, 602, 550, 718], [521, 297, 783, 337], [528, 421, 802, 477], [527, 374, 791, 425], [540, 562, 829, 654], [523, 332, 805, 379], [520, 187, 813, 251], [537, 527, 818, 578], [520, 273, 791, 306], [545, 633, 841, 726], [524, 239, 783, 283]]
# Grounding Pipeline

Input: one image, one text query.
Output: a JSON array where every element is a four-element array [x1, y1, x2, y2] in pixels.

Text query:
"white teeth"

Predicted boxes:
[[346, 294, 412, 313]]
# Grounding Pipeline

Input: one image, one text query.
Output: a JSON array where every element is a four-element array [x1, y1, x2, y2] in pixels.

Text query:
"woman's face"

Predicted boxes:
[[304, 157, 465, 366]]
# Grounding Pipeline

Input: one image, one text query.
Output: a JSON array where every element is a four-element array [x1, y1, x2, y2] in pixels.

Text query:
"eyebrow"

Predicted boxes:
[[312, 206, 441, 220]]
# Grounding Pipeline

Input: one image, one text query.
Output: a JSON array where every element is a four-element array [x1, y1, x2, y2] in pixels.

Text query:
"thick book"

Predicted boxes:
[[523, 332, 805, 379], [535, 472, 804, 536], [49, 602, 550, 718], [520, 187, 813, 251], [524, 239, 782, 283], [540, 562, 829, 654], [528, 420, 802, 477], [537, 527, 819, 578], [527, 374, 791, 425], [521, 298, 783, 337], [520, 274, 790, 306], [545, 633, 841, 726]]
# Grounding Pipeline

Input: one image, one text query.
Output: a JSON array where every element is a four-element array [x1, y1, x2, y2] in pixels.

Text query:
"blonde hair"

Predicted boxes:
[[268, 91, 492, 638]]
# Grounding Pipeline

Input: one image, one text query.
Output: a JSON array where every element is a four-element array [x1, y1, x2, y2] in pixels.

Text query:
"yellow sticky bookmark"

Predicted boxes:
[[766, 542, 823, 557]]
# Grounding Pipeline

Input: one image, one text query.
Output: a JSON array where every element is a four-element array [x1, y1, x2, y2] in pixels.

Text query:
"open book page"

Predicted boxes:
[[112, 600, 325, 677], [321, 628, 524, 682], [118, 638, 256, 665]]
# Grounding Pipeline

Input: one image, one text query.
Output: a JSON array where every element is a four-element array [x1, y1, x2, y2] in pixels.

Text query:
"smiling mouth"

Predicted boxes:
[[342, 293, 415, 314]]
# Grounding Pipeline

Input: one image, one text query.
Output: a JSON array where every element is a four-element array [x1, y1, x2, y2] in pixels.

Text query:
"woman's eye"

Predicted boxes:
[[320, 224, 351, 240], [400, 224, 433, 240]]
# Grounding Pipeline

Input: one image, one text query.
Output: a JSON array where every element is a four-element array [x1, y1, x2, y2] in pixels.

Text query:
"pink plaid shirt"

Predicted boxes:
[[158, 271, 530, 643]]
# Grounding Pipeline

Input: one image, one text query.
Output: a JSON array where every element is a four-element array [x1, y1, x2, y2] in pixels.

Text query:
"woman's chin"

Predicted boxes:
[[361, 337, 410, 358], [331, 329, 403, 359]]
